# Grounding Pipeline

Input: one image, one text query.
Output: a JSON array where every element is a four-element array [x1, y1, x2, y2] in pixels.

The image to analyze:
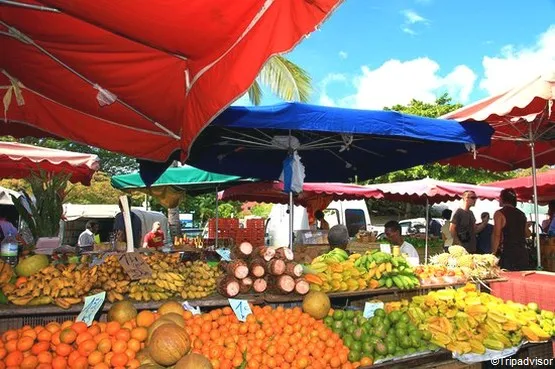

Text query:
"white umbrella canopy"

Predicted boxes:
[[0, 186, 20, 205]]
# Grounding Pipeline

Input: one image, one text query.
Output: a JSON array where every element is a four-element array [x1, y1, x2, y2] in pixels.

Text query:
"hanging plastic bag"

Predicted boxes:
[[280, 151, 305, 194]]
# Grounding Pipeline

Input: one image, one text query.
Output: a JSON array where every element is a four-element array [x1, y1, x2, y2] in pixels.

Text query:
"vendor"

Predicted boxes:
[[78, 221, 99, 251], [384, 220, 419, 265], [315, 210, 330, 230], [492, 188, 530, 271], [143, 221, 165, 249], [328, 224, 349, 251], [542, 200, 555, 236]]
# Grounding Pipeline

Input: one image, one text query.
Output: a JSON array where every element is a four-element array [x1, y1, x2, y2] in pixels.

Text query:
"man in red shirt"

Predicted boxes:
[[142, 221, 165, 249]]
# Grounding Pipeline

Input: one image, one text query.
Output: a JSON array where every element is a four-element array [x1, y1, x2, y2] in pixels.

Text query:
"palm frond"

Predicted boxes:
[[247, 80, 263, 106], [257, 55, 312, 103]]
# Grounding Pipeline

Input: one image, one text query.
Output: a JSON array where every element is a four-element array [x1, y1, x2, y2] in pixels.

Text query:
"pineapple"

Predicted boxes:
[[448, 245, 468, 257]]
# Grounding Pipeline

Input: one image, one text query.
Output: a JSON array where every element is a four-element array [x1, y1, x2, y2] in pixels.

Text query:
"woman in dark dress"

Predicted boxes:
[[492, 188, 531, 271]]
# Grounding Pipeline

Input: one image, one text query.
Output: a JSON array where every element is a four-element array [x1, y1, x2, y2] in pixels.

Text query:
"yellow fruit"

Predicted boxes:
[[302, 291, 331, 319]]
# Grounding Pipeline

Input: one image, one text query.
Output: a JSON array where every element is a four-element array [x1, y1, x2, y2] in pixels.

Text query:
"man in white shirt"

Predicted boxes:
[[384, 220, 420, 266], [78, 221, 99, 251]]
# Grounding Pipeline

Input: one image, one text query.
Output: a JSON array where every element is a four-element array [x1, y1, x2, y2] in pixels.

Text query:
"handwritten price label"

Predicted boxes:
[[363, 301, 384, 319], [379, 244, 391, 254], [77, 292, 106, 326], [118, 252, 152, 280], [228, 298, 252, 322], [216, 249, 231, 261]]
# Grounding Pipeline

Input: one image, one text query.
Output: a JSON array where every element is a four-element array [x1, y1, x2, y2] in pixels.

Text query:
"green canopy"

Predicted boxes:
[[111, 166, 255, 208]]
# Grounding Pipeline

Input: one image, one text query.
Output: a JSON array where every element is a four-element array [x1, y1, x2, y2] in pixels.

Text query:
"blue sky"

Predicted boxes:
[[235, 0, 555, 109]]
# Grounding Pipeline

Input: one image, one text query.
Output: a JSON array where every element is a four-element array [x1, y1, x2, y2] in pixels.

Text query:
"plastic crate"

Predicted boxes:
[[246, 219, 265, 229]]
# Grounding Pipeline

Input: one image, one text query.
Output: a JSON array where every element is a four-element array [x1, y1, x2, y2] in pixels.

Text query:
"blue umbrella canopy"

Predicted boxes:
[[185, 103, 494, 183]]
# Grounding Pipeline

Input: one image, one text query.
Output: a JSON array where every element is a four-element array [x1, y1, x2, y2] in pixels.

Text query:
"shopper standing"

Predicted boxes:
[[450, 191, 478, 253], [492, 188, 530, 271]]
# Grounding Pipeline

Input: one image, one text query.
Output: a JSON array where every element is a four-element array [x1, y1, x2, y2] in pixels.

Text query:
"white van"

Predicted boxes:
[[265, 199, 374, 247], [60, 204, 171, 247]]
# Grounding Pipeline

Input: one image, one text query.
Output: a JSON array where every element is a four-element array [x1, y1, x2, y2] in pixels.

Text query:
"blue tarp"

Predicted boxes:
[[185, 102, 494, 182]]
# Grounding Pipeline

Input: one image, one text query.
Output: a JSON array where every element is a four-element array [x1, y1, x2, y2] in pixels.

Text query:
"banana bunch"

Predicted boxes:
[[178, 261, 220, 300], [3, 263, 97, 309], [129, 271, 184, 302], [93, 255, 131, 301], [311, 248, 349, 264], [356, 250, 420, 290]]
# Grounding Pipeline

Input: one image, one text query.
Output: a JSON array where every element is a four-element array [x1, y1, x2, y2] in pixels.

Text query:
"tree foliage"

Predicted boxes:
[[365, 94, 516, 218]]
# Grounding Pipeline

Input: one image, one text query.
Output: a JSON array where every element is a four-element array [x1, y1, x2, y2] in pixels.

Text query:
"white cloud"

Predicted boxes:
[[321, 58, 476, 110], [318, 25, 555, 110], [338, 51, 348, 59], [402, 27, 417, 36], [402, 9, 427, 24], [479, 25, 555, 94]]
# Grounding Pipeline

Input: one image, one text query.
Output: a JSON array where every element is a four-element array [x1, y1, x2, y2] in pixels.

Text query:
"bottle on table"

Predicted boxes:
[[1, 231, 19, 267]]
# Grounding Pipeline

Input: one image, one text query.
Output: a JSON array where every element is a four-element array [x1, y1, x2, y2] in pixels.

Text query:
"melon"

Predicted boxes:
[[160, 312, 186, 328], [148, 324, 191, 366], [137, 365, 165, 369], [14, 254, 49, 277], [175, 353, 213, 369], [302, 291, 331, 320], [146, 319, 174, 344], [158, 300, 185, 316], [107, 300, 137, 324]]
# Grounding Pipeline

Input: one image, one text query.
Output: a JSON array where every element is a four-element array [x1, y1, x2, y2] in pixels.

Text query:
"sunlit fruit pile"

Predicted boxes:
[[413, 265, 466, 286], [428, 246, 500, 279], [0, 315, 147, 368], [324, 308, 435, 364], [185, 305, 352, 369]]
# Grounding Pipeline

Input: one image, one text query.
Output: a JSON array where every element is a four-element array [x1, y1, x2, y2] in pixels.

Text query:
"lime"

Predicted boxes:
[[400, 336, 412, 349], [407, 347, 417, 354], [422, 331, 432, 341], [333, 310, 345, 321], [352, 328, 365, 341], [386, 342, 396, 355], [323, 316, 334, 327], [382, 317, 391, 330], [395, 328, 407, 339], [395, 321, 408, 330], [345, 310, 355, 320], [333, 320, 344, 331], [348, 350, 361, 362], [409, 330, 422, 341], [374, 308, 386, 318], [370, 316, 384, 328], [388, 310, 401, 323], [343, 334, 354, 348], [362, 341, 374, 355], [373, 325, 387, 339], [351, 341, 363, 353], [427, 343, 439, 351], [346, 325, 357, 335], [399, 313, 411, 324], [410, 336, 420, 348]]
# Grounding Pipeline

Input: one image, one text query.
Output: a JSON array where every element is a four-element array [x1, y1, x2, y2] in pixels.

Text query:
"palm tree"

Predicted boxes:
[[167, 55, 312, 238]]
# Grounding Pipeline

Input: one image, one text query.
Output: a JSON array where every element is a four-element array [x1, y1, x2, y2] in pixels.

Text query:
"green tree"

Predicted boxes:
[[247, 55, 312, 105], [249, 203, 273, 218], [366, 94, 516, 218]]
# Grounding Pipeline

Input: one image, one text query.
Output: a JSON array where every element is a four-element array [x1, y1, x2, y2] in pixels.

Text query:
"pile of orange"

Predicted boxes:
[[184, 305, 354, 369], [0, 317, 148, 369]]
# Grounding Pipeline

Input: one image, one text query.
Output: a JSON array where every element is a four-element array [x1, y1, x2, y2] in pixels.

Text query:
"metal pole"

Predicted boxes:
[[529, 124, 541, 269], [289, 191, 293, 250], [215, 188, 219, 249], [425, 197, 429, 265]]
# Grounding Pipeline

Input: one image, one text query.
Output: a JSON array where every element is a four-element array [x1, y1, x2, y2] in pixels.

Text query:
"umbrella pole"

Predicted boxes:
[[529, 128, 541, 269], [289, 191, 293, 250], [425, 197, 429, 265], [215, 188, 219, 249]]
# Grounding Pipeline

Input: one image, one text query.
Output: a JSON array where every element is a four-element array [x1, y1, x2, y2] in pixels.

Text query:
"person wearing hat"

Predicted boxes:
[[143, 221, 165, 249]]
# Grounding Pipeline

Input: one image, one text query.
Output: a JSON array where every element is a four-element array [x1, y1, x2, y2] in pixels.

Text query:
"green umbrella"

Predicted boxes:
[[111, 166, 256, 208]]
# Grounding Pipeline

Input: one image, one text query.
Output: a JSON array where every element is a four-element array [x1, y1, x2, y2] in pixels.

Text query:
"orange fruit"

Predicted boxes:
[[4, 340, 17, 353], [110, 352, 128, 367], [71, 356, 89, 369], [45, 323, 61, 335], [112, 340, 127, 354], [31, 341, 49, 355], [135, 311, 155, 328], [88, 351, 104, 366], [20, 355, 39, 369], [71, 322, 88, 334], [127, 338, 141, 353], [55, 343, 72, 357], [93, 364, 110, 369], [87, 325, 101, 337], [60, 321, 73, 331], [17, 336, 35, 352], [115, 329, 131, 342], [37, 351, 52, 364], [105, 321, 121, 336], [59, 329, 77, 345], [68, 350, 81, 364], [127, 358, 140, 369], [36, 330, 52, 343], [75, 332, 93, 346], [21, 329, 37, 341], [5, 351, 24, 367], [130, 327, 147, 342], [51, 356, 67, 369], [96, 338, 111, 354], [77, 339, 97, 356]]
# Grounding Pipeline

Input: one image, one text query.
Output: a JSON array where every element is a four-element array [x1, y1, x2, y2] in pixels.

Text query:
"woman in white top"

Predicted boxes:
[[440, 209, 453, 251]]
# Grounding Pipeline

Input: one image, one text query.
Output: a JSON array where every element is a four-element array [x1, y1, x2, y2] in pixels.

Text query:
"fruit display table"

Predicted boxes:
[[490, 271, 555, 311]]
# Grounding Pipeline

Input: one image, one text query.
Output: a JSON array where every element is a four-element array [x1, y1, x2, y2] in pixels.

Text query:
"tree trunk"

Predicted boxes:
[[167, 161, 182, 239]]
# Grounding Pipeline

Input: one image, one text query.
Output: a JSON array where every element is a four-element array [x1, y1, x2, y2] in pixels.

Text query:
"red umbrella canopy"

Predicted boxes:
[[441, 71, 555, 171], [484, 170, 555, 203], [0, 141, 100, 185], [364, 178, 502, 204], [0, 0, 342, 162]]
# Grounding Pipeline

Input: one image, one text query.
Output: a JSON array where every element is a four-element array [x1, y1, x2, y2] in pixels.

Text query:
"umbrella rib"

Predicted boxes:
[[220, 128, 273, 146], [351, 144, 385, 157], [0, 22, 180, 140], [514, 147, 555, 165], [536, 123, 555, 141], [220, 136, 278, 148], [0, 0, 59, 12]]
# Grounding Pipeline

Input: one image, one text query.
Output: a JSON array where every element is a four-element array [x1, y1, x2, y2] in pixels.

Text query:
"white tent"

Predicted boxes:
[[0, 186, 20, 205]]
